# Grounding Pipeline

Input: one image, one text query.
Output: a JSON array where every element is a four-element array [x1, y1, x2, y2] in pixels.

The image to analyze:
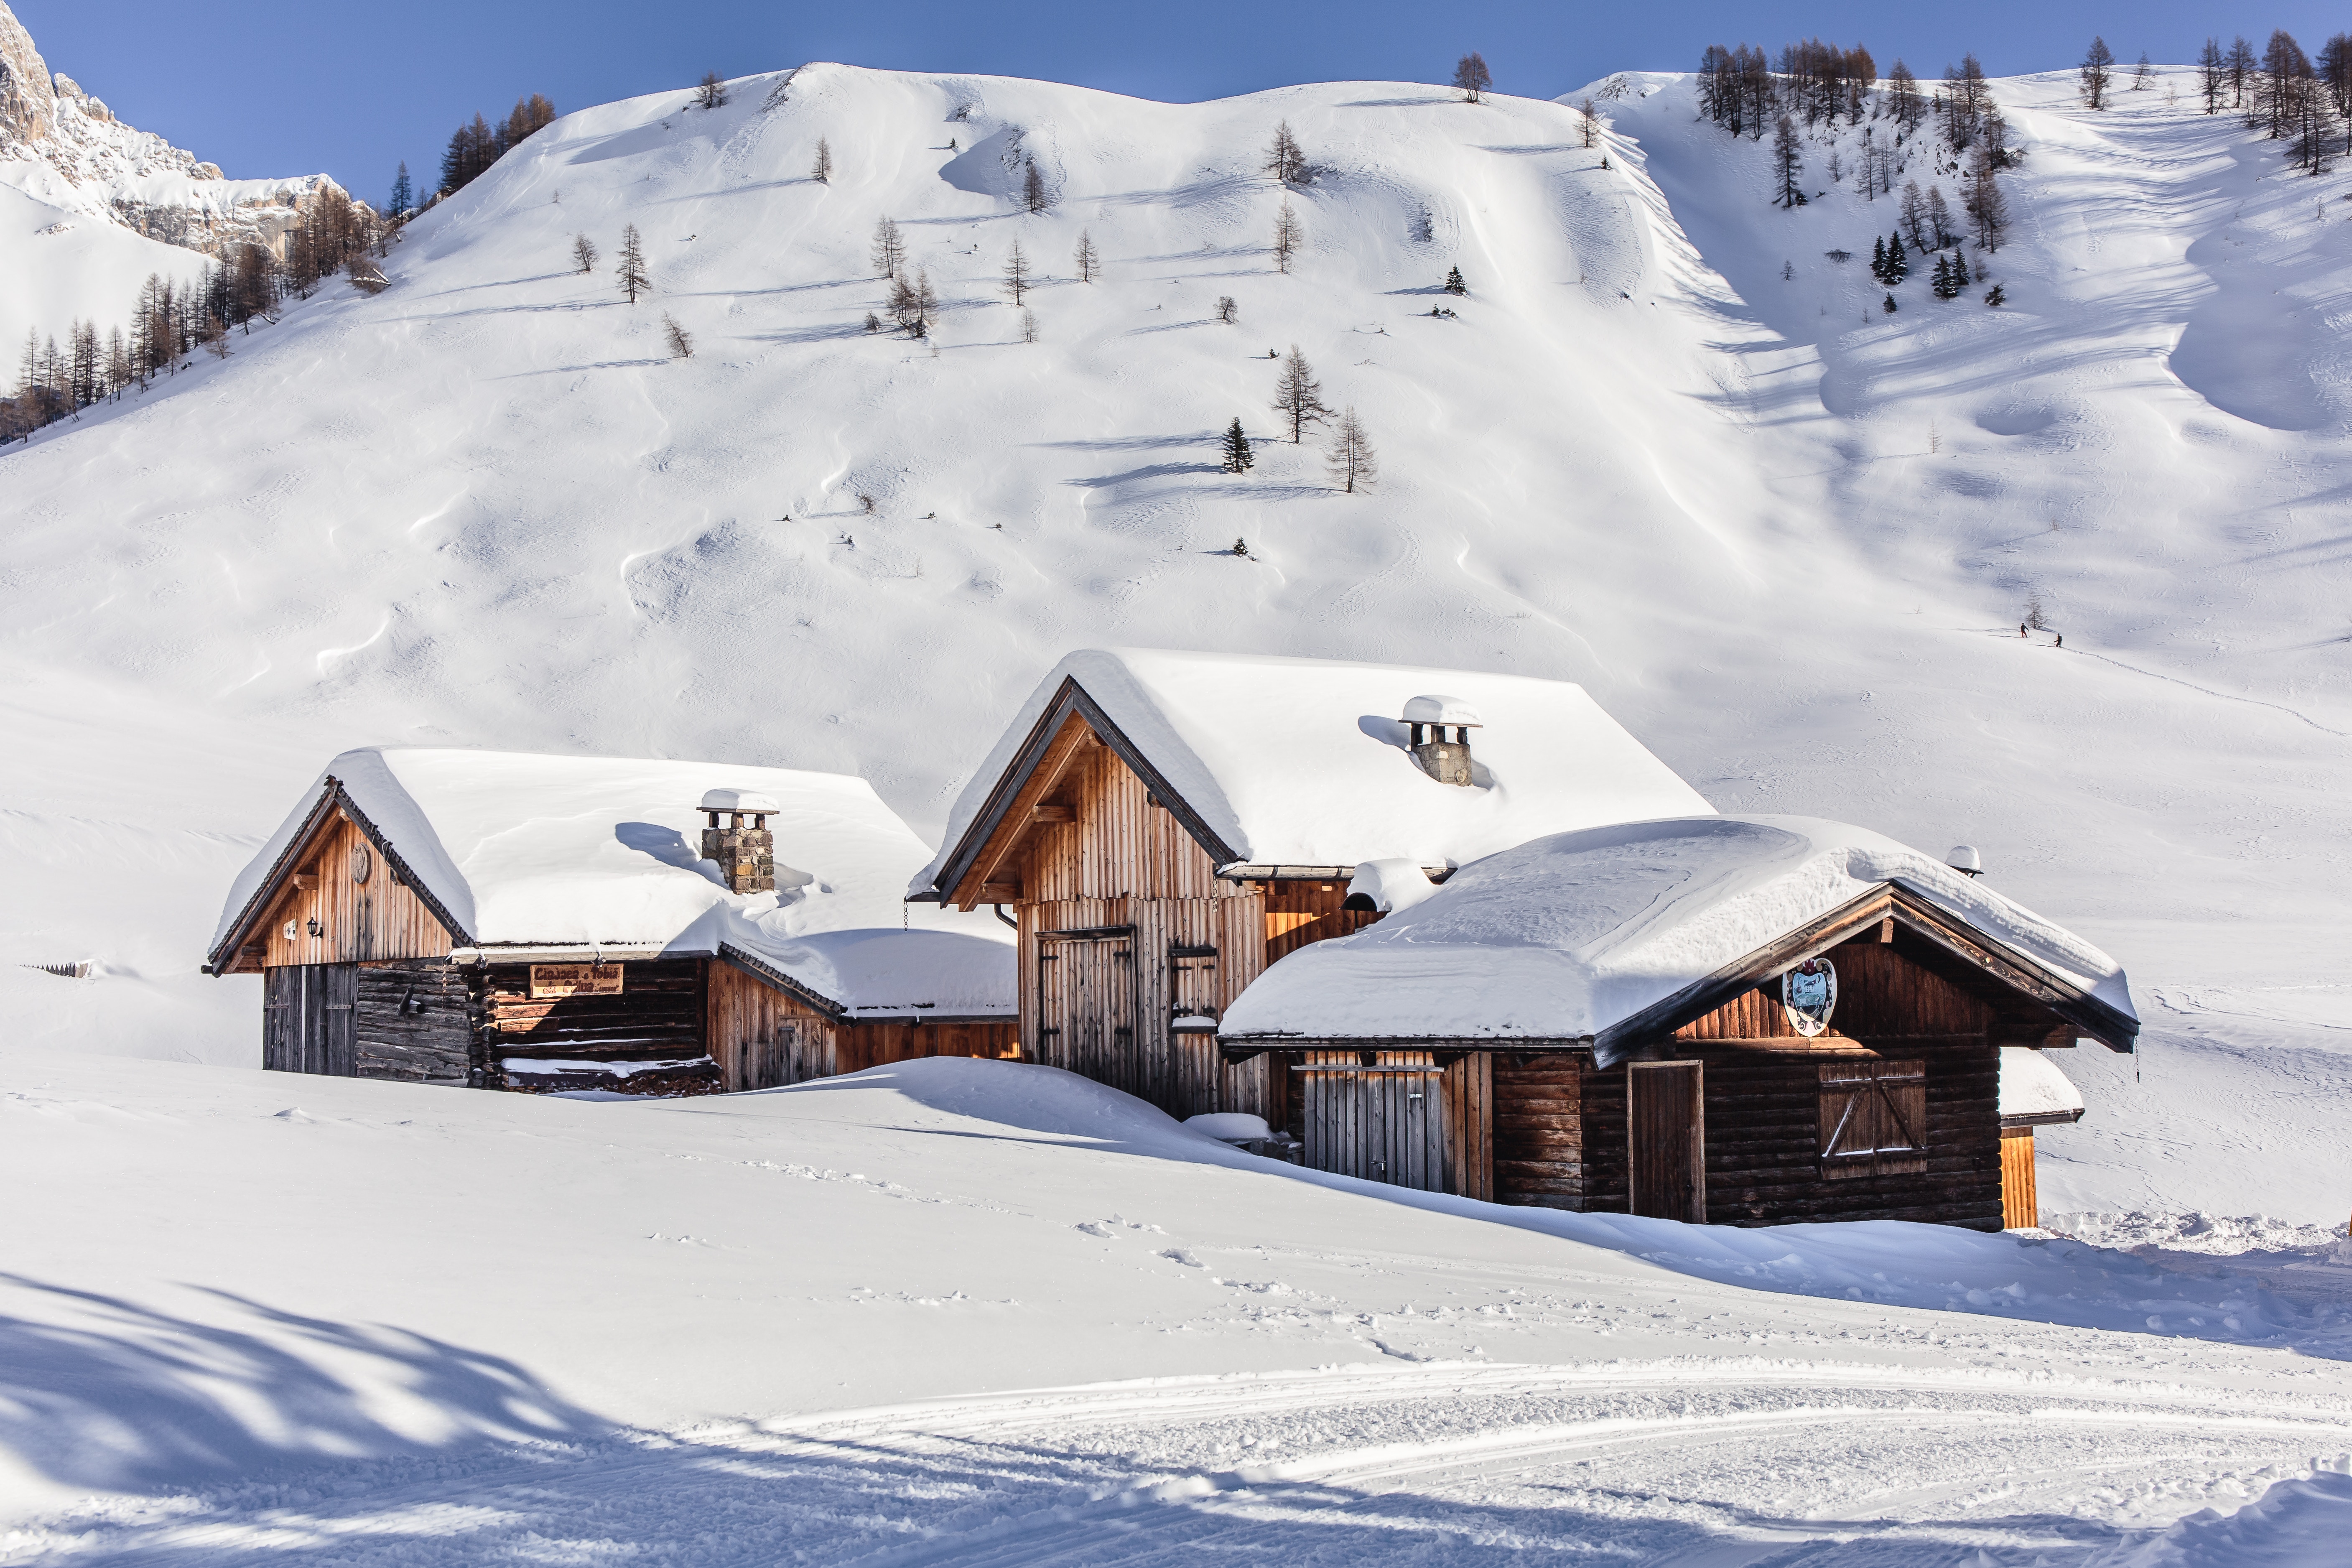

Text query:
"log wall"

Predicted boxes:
[[480, 959, 709, 1091], [254, 814, 453, 970], [1493, 1054, 1586, 1209]]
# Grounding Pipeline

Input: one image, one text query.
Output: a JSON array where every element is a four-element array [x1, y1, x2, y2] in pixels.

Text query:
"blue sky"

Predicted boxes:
[[19, 2, 2344, 203]]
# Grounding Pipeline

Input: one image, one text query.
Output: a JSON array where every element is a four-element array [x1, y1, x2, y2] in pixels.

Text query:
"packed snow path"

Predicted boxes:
[[3, 1052, 2347, 1564]]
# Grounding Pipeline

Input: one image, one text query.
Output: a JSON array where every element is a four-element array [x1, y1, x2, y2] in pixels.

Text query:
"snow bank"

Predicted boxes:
[[1222, 814, 2134, 1048], [915, 648, 1713, 892], [2112, 1466, 2352, 1566], [213, 747, 1013, 1015]]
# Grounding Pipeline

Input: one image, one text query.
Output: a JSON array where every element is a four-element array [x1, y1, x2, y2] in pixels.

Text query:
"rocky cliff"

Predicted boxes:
[[0, 0, 353, 257]]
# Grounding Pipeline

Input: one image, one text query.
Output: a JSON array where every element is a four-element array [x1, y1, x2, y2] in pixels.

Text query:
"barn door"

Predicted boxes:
[[1298, 1052, 1449, 1191], [1628, 1061, 1705, 1222], [1038, 929, 1138, 1099], [264, 964, 357, 1077], [745, 1020, 797, 1090]]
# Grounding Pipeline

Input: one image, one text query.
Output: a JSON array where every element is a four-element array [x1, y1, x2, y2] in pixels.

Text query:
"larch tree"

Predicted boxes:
[[1264, 121, 1307, 185], [2081, 37, 2115, 110], [1220, 418, 1254, 473], [1073, 229, 1099, 283], [811, 136, 832, 183], [1271, 344, 1331, 443], [697, 72, 730, 110], [617, 224, 650, 303], [871, 216, 907, 278], [1022, 158, 1049, 214], [1215, 295, 1237, 323], [2199, 38, 2227, 113], [1964, 145, 2009, 250], [1886, 60, 1924, 129], [1578, 97, 1598, 147], [1272, 199, 1305, 273], [1898, 181, 1928, 249], [1926, 186, 1956, 249], [1326, 407, 1378, 493], [2132, 52, 2153, 90], [1003, 238, 1031, 306], [571, 232, 599, 273], [2228, 36, 2256, 109], [1453, 52, 1492, 104], [1771, 114, 1804, 207], [663, 312, 693, 357]]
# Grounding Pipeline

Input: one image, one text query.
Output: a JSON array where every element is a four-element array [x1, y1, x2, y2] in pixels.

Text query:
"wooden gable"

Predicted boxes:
[[214, 799, 458, 974]]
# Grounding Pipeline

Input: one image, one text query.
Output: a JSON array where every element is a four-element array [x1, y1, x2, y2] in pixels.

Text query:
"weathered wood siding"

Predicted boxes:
[[353, 959, 473, 1084], [1012, 730, 1306, 1121], [705, 961, 1018, 1091], [256, 814, 453, 970], [1493, 1054, 1586, 1209], [1295, 1051, 1491, 1198], [1999, 1127, 2039, 1229]]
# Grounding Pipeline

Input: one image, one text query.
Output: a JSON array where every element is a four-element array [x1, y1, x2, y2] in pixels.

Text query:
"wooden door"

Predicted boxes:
[[262, 964, 357, 1077], [1038, 931, 1139, 1100], [1998, 1127, 2038, 1228], [1628, 1061, 1705, 1222], [1300, 1053, 1449, 1191]]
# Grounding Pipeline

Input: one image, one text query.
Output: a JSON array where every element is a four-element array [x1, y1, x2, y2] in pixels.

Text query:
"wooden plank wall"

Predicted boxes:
[[1493, 1054, 1585, 1208], [354, 959, 472, 1084], [1442, 1054, 1494, 1202], [262, 963, 356, 1075], [1297, 1052, 1449, 1190], [1999, 1127, 2039, 1229], [706, 960, 1018, 1092], [255, 814, 453, 970]]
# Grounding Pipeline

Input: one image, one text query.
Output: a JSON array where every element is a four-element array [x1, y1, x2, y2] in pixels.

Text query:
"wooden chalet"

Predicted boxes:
[[906, 648, 1716, 1125], [205, 749, 1015, 1093], [1218, 816, 2137, 1231]]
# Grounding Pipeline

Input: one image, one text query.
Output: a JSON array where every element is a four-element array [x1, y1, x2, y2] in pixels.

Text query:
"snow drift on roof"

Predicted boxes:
[[914, 648, 1715, 894], [1998, 1046, 2086, 1122], [1218, 815, 2134, 1045], [214, 748, 1012, 1015]]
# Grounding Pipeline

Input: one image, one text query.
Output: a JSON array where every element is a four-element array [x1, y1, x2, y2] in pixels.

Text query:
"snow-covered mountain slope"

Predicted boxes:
[[4, 1045, 2347, 1559], [0, 62, 2346, 1219], [0, 0, 349, 345]]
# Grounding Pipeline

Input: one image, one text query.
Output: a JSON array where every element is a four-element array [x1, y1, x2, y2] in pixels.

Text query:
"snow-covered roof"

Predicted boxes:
[[914, 649, 1715, 898], [1219, 815, 2136, 1061], [1999, 1047, 2087, 1126], [212, 749, 1012, 1017]]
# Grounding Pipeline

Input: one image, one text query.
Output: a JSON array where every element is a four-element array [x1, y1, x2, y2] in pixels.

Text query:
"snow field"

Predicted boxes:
[[2, 1047, 2348, 1563]]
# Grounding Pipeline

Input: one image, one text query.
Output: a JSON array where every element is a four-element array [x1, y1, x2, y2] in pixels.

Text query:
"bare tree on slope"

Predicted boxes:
[[1453, 53, 1492, 104], [616, 224, 650, 303], [1272, 345, 1331, 443]]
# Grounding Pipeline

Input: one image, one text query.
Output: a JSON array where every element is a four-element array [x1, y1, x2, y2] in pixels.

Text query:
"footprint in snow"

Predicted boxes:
[[1159, 1249, 1204, 1268]]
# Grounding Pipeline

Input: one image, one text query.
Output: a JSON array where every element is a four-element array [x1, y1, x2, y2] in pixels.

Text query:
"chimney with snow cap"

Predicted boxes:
[[1947, 844, 1983, 877], [1401, 694, 1480, 786], [700, 788, 778, 894]]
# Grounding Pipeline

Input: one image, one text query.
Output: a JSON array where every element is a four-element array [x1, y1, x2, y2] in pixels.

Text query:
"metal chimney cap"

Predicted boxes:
[[1947, 844, 1983, 875], [700, 788, 781, 813], [1401, 693, 1482, 727]]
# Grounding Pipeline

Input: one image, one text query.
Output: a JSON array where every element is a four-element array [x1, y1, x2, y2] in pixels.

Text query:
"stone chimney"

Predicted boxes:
[[1400, 694, 1481, 786], [699, 788, 778, 894]]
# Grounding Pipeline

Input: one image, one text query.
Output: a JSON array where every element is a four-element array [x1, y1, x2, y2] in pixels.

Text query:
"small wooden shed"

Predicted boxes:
[[906, 648, 1715, 1125], [1217, 816, 2135, 1231], [205, 749, 1015, 1092]]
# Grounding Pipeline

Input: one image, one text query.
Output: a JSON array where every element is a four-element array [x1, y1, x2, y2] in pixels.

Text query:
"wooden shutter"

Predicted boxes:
[[1817, 1059, 1927, 1178]]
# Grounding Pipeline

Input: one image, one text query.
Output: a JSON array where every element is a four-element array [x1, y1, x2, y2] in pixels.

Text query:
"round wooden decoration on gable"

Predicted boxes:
[[349, 843, 373, 884]]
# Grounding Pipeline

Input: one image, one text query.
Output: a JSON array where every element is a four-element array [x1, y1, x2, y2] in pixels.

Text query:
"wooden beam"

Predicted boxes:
[[1031, 804, 1075, 823], [292, 873, 319, 892], [978, 881, 1022, 901]]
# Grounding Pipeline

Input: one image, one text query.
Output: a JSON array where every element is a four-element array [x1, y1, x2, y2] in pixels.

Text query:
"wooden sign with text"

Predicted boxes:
[[529, 963, 624, 998]]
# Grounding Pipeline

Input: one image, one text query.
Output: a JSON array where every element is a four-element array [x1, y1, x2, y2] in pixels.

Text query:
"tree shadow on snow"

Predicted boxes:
[[0, 1272, 598, 1497]]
